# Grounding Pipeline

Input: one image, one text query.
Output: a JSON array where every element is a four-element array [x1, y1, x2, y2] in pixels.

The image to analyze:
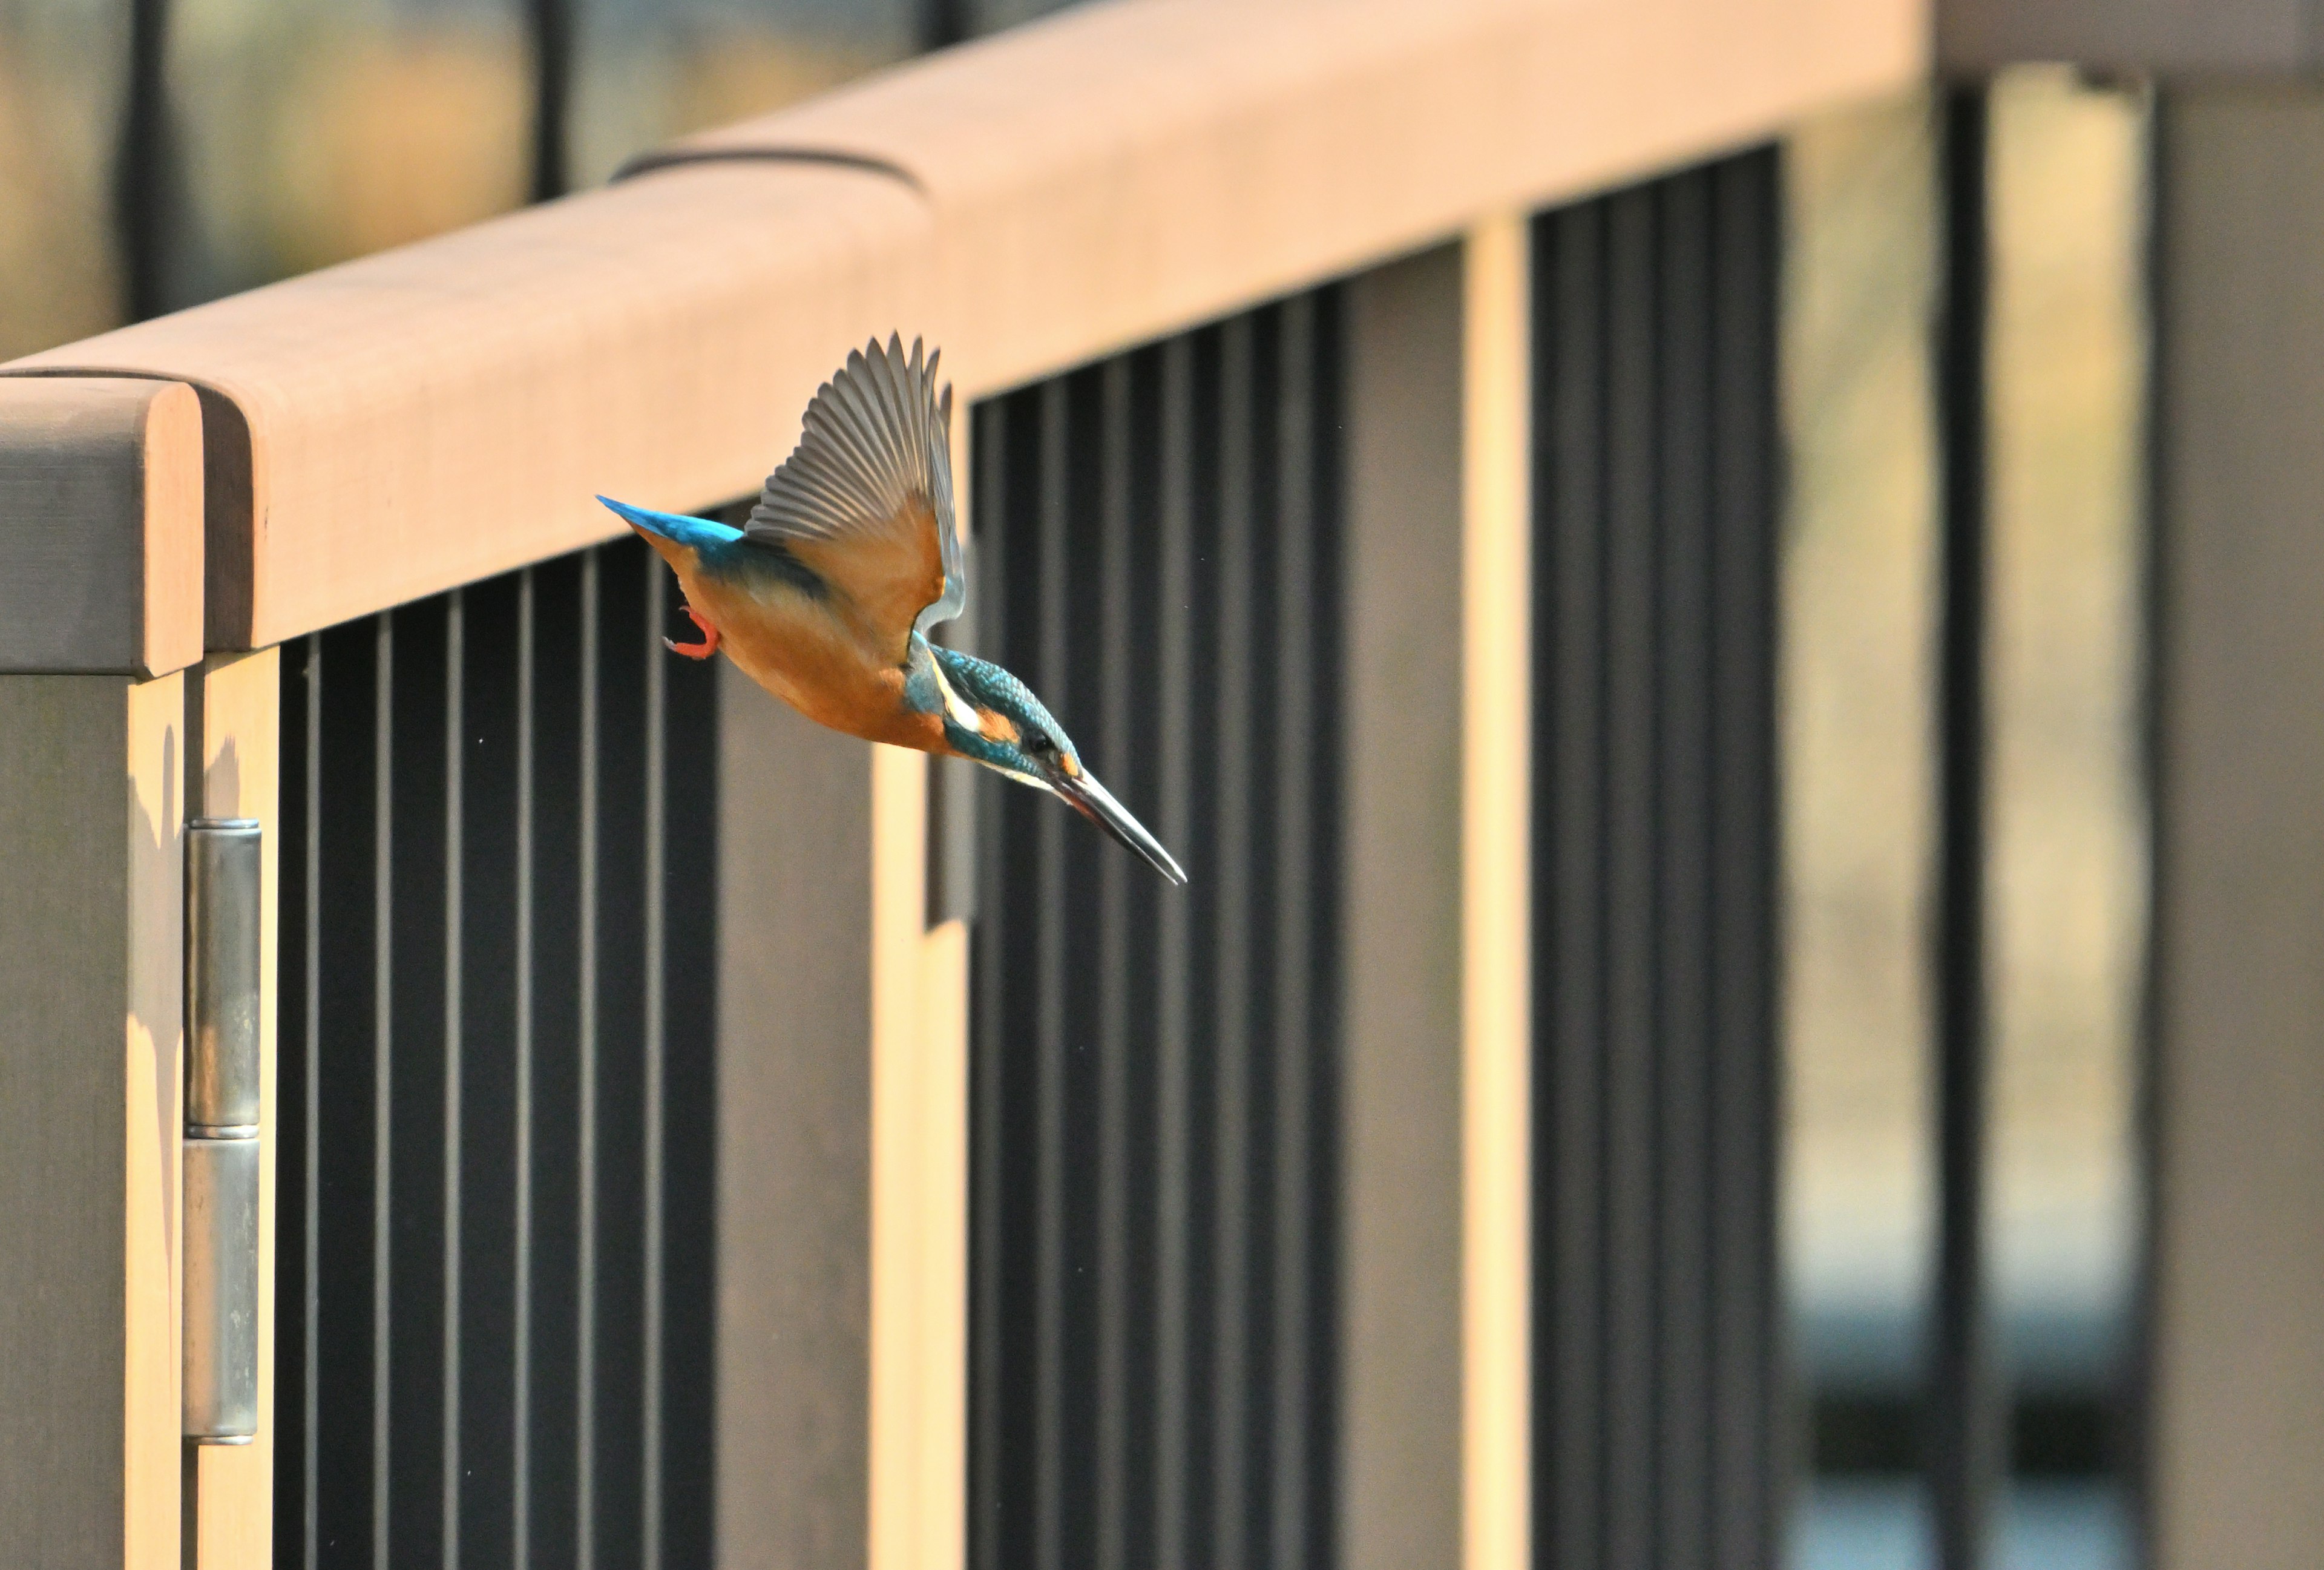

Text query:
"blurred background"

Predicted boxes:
[[0, 7, 2151, 1566]]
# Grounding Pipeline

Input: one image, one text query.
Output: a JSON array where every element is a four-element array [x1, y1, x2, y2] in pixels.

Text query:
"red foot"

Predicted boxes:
[[665, 605, 721, 659]]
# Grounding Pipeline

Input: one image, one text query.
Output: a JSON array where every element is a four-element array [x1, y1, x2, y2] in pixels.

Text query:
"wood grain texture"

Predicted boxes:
[[715, 660, 875, 1570], [0, 673, 185, 1570], [1338, 246, 1466, 1570], [1460, 215, 1531, 1570], [0, 379, 202, 677], [189, 650, 278, 1569], [5, 0, 1920, 646], [2146, 85, 2324, 1570]]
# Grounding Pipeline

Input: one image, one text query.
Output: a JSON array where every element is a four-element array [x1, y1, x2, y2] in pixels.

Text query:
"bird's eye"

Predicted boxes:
[[1023, 732, 1054, 758]]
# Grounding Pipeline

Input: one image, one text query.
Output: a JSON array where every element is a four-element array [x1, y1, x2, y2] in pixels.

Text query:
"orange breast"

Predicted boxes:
[[668, 547, 952, 756]]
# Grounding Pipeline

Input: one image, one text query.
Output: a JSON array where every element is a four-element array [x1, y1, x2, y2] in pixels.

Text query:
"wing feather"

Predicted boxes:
[[746, 334, 964, 661]]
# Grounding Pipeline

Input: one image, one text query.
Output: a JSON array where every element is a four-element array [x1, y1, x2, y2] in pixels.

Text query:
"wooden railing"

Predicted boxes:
[[0, 2, 1925, 1569], [2, 0, 1922, 658]]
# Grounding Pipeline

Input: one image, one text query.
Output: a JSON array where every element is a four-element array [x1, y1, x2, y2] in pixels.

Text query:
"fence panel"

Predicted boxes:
[[968, 294, 1345, 1570], [274, 537, 718, 1569], [1531, 147, 1784, 1570]]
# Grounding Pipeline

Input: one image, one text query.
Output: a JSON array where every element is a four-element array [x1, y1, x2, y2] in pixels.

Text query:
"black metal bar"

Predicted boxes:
[[1655, 169, 1714, 1570], [1302, 289, 1345, 1570], [1095, 355, 1135, 1570], [1537, 195, 1609, 1570], [1210, 312, 1256, 1570], [115, 0, 172, 320], [528, 0, 571, 202], [1601, 183, 1660, 1570], [1032, 374, 1072, 1570], [529, 554, 589, 1570], [387, 596, 450, 1569], [970, 394, 1014, 1570], [1706, 148, 1782, 1570], [372, 609, 396, 1570], [641, 544, 669, 1570], [274, 632, 319, 1567], [444, 591, 468, 1564], [312, 617, 383, 1563], [657, 554, 720, 1570], [1151, 335, 1196, 1570], [922, 0, 973, 48], [590, 542, 652, 1570], [458, 572, 526, 1567], [1270, 293, 1317, 1570], [1933, 84, 2000, 1570]]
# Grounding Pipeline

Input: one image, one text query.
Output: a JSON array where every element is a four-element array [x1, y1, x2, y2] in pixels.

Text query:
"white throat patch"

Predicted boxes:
[[927, 652, 985, 735]]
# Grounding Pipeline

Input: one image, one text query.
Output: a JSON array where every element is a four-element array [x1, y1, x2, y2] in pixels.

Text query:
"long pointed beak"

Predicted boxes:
[[1055, 767, 1187, 886]]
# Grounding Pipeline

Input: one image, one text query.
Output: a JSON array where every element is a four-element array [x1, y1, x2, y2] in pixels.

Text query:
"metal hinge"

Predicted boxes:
[[184, 818, 261, 1444]]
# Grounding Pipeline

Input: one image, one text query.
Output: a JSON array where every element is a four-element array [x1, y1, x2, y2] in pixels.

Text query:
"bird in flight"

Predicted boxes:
[[599, 333, 1186, 885]]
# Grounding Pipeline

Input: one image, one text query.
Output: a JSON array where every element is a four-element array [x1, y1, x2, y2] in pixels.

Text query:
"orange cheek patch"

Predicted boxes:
[[979, 711, 1019, 744]]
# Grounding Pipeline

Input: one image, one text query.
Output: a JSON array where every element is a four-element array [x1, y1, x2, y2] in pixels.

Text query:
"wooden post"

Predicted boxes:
[[1462, 214, 1533, 1570], [2145, 84, 2324, 1570], [0, 375, 203, 1568], [1339, 242, 1468, 1570]]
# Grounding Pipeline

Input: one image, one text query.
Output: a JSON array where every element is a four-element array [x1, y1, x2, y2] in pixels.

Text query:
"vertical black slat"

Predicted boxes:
[[1029, 375, 1070, 1570], [528, 0, 572, 202], [1151, 333, 1199, 1570], [1119, 346, 1167, 1570], [1238, 308, 1285, 1570], [1600, 183, 1661, 1570], [655, 556, 720, 1570], [574, 546, 602, 1570], [459, 572, 527, 1569], [1180, 324, 1226, 1570], [1934, 86, 2000, 1570], [1061, 367, 1109, 1570], [640, 542, 669, 1570], [1653, 169, 1715, 1570], [374, 613, 397, 1570], [921, 0, 970, 48], [1302, 287, 1347, 1570], [116, 0, 169, 321], [275, 633, 318, 1570], [590, 537, 654, 1570], [530, 554, 588, 1570], [1210, 311, 1258, 1570], [1536, 198, 1607, 1570], [1094, 355, 1136, 1570], [1269, 292, 1318, 1570], [969, 393, 1017, 1570], [444, 592, 467, 1568], [985, 389, 1050, 1570], [1706, 148, 1782, 1570], [313, 616, 383, 1567], [387, 595, 451, 1570]]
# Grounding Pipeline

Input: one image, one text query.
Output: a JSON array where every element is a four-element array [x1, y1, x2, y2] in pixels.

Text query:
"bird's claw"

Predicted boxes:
[[665, 606, 721, 659]]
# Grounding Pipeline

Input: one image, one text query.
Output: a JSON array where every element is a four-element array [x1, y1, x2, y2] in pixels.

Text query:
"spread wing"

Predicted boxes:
[[745, 333, 963, 664]]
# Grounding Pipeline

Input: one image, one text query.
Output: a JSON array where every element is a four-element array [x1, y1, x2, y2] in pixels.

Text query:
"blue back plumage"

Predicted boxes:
[[599, 494, 830, 601], [924, 642, 1077, 774]]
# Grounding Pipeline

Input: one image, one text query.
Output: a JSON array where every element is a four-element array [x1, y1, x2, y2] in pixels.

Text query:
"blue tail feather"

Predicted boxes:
[[597, 495, 745, 550]]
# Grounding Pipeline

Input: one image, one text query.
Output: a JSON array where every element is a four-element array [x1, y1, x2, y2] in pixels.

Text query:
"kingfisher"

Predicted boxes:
[[598, 334, 1186, 885]]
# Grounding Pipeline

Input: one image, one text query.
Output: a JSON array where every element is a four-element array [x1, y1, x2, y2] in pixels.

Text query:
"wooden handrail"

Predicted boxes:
[[2, 0, 1925, 653]]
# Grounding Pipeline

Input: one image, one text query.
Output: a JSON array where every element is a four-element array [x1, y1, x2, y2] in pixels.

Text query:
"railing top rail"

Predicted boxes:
[[2, 0, 1925, 659]]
